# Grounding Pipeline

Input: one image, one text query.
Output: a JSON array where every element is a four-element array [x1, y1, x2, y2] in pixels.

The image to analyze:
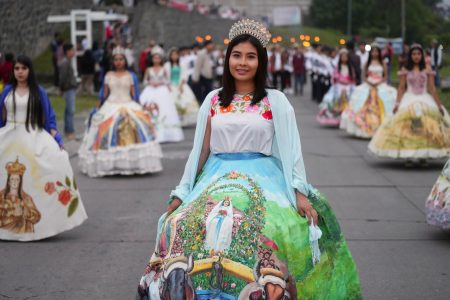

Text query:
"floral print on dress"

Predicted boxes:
[[210, 94, 272, 120]]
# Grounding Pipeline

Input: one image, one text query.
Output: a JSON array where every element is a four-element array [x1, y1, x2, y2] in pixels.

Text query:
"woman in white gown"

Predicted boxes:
[[140, 51, 184, 143], [164, 47, 199, 127], [78, 47, 163, 177], [0, 55, 87, 241], [340, 45, 397, 138]]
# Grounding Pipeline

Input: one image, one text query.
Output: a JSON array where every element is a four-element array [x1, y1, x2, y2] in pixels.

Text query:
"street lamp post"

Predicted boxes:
[[347, 0, 352, 37], [401, 0, 406, 42]]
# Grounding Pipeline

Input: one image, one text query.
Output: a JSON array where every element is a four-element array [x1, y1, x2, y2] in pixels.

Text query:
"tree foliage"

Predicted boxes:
[[309, 0, 448, 44]]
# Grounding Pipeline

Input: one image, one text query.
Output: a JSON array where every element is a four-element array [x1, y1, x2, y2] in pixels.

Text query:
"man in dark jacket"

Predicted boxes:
[[346, 41, 361, 85], [59, 43, 77, 139], [292, 46, 306, 95]]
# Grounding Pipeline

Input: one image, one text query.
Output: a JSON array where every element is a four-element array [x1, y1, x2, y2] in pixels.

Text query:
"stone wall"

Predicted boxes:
[[132, 1, 234, 51], [0, 0, 92, 57]]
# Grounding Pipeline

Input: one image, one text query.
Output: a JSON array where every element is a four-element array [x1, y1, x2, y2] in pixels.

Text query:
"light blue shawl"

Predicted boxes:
[[170, 88, 314, 209]]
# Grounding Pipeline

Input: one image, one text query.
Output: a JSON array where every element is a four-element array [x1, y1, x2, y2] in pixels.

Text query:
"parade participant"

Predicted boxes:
[[430, 39, 443, 87], [140, 49, 184, 143], [317, 46, 333, 102], [59, 43, 78, 140], [192, 40, 215, 104], [0, 55, 87, 241], [78, 47, 163, 177], [347, 41, 362, 85], [317, 49, 356, 126], [292, 45, 306, 96], [356, 42, 369, 78], [426, 159, 450, 229], [136, 19, 361, 299], [340, 44, 397, 138], [138, 40, 155, 80], [164, 47, 199, 127], [368, 44, 450, 162]]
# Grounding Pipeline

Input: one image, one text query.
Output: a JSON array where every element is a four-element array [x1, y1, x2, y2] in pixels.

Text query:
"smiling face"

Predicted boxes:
[[229, 41, 259, 83], [14, 63, 29, 83]]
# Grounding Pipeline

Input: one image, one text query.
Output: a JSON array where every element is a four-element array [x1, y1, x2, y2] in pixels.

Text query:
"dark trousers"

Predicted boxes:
[[52, 57, 59, 87], [197, 75, 213, 105], [272, 71, 290, 91]]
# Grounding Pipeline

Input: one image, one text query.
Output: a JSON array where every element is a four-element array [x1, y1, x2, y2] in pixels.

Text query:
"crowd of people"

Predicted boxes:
[[0, 16, 448, 299]]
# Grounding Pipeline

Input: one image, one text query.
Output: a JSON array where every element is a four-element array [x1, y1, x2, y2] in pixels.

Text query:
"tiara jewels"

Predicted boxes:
[[6, 157, 26, 176], [410, 43, 423, 50], [112, 47, 126, 56], [229, 19, 271, 48]]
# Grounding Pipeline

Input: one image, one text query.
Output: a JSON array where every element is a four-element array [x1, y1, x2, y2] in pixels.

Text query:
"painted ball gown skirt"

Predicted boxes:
[[317, 83, 354, 126], [340, 82, 397, 138], [426, 159, 450, 229], [0, 95, 87, 241], [78, 100, 163, 177], [368, 92, 450, 159], [137, 153, 362, 299], [140, 85, 185, 143]]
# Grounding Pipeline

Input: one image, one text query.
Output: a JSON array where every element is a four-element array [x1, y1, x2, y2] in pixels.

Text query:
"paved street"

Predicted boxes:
[[1, 88, 449, 300]]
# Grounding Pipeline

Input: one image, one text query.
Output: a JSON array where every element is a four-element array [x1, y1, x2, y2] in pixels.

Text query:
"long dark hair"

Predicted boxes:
[[11, 55, 44, 131], [405, 45, 426, 71], [168, 48, 180, 66], [365, 46, 383, 74], [338, 52, 355, 80], [4, 174, 24, 201], [218, 34, 268, 107]]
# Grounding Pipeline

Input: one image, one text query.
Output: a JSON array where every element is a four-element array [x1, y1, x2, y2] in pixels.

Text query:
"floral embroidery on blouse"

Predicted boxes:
[[210, 94, 272, 120]]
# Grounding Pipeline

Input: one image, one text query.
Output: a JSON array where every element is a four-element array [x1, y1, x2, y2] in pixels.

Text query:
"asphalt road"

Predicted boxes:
[[1, 88, 449, 299]]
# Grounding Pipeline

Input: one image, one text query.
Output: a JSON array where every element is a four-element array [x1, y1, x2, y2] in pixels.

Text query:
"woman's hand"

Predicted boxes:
[[167, 197, 182, 215], [393, 103, 400, 113], [296, 193, 318, 225]]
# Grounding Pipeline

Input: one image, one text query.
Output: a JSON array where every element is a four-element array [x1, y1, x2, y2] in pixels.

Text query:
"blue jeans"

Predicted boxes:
[[63, 89, 76, 134]]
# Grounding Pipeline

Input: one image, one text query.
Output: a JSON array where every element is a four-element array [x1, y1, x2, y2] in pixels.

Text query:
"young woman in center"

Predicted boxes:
[[136, 20, 361, 299]]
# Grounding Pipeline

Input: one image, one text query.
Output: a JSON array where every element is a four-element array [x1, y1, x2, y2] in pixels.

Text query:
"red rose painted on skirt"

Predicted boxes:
[[58, 189, 72, 206], [262, 110, 273, 120], [44, 182, 56, 195]]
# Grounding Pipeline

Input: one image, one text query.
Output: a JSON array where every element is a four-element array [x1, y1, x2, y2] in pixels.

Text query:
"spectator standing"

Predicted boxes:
[[79, 49, 96, 95], [430, 39, 443, 87], [125, 42, 136, 72], [270, 45, 283, 90], [398, 43, 409, 70], [0, 53, 14, 86], [382, 42, 393, 84], [192, 40, 215, 104], [139, 40, 155, 80], [293, 46, 306, 95], [215, 46, 225, 87], [51, 32, 62, 87], [356, 42, 369, 77], [59, 43, 77, 140], [346, 41, 361, 85]]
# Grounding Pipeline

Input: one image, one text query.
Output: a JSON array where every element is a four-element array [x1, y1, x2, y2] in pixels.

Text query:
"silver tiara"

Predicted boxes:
[[229, 19, 271, 48], [112, 46, 126, 56]]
